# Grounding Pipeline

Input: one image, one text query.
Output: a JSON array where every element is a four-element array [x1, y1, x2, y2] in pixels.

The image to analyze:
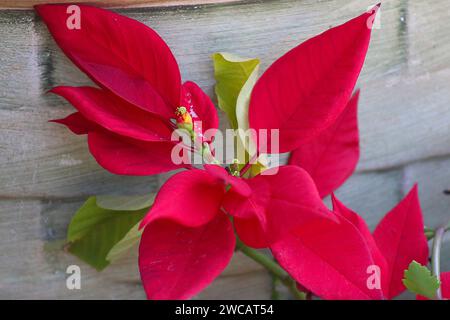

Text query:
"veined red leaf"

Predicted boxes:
[[332, 195, 389, 293], [87, 131, 187, 175], [289, 90, 360, 198], [373, 185, 429, 299], [51, 86, 172, 141], [181, 81, 219, 139], [139, 213, 235, 300], [36, 4, 181, 118], [50, 112, 95, 135], [140, 169, 226, 229], [249, 7, 378, 153], [271, 214, 385, 300], [223, 166, 333, 248]]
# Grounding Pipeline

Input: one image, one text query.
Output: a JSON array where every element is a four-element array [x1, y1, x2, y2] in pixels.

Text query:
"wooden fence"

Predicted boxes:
[[0, 0, 449, 299]]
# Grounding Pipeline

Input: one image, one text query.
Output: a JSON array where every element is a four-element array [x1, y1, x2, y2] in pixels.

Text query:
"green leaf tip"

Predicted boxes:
[[212, 52, 260, 129]]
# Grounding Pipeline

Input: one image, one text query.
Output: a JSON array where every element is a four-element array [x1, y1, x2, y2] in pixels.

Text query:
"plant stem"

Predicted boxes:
[[431, 226, 446, 300], [425, 224, 450, 240], [235, 239, 306, 300], [271, 273, 281, 300]]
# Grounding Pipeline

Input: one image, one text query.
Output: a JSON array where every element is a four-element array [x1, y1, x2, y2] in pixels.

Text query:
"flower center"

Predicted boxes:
[[175, 106, 193, 126]]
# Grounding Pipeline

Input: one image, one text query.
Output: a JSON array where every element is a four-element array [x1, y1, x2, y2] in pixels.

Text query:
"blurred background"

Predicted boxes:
[[0, 0, 449, 299]]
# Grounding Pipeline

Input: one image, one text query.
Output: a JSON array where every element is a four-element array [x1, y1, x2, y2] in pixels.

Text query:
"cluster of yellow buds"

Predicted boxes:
[[175, 106, 193, 132]]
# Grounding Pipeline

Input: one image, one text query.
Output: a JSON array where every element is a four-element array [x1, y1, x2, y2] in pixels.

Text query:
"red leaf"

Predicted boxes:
[[332, 195, 389, 293], [50, 112, 95, 135], [249, 7, 378, 153], [223, 166, 333, 248], [87, 131, 187, 175], [440, 272, 450, 299], [139, 213, 235, 300], [271, 214, 385, 300], [373, 185, 429, 299], [140, 169, 226, 229], [181, 82, 219, 139], [203, 164, 251, 197], [289, 90, 360, 198], [51, 86, 172, 141], [36, 4, 181, 118], [439, 272, 450, 299]]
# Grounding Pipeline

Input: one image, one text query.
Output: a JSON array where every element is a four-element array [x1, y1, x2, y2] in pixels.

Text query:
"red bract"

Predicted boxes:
[[271, 185, 429, 300], [138, 165, 332, 299], [223, 166, 335, 248], [249, 5, 378, 153], [138, 165, 250, 299], [373, 185, 429, 299], [289, 90, 360, 198], [36, 4, 218, 175]]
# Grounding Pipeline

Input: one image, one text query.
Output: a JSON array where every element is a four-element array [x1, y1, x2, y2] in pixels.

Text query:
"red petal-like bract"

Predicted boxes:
[[88, 131, 187, 175], [289, 91, 360, 198], [272, 215, 385, 300], [203, 165, 251, 197], [51, 86, 172, 141], [140, 169, 226, 229], [440, 272, 450, 299], [39, 5, 220, 175], [50, 112, 95, 135], [139, 213, 235, 300], [332, 195, 389, 294], [249, 7, 378, 153], [373, 185, 429, 299], [182, 82, 219, 139], [417, 272, 450, 300], [223, 166, 332, 248], [36, 4, 181, 118]]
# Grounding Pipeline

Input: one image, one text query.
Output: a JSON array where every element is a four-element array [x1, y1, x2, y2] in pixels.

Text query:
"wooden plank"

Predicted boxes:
[[408, 0, 450, 76], [0, 0, 241, 9], [0, 107, 161, 198], [357, 68, 450, 172], [402, 156, 450, 228]]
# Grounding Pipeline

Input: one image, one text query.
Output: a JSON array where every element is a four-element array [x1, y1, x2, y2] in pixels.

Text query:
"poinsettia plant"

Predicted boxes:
[[36, 3, 449, 300]]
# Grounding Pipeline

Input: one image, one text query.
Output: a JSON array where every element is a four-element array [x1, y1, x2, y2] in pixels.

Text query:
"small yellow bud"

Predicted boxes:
[[175, 106, 193, 132]]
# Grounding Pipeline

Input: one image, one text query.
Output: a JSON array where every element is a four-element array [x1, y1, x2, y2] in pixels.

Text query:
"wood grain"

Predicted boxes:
[[0, 0, 241, 9], [0, 0, 449, 299]]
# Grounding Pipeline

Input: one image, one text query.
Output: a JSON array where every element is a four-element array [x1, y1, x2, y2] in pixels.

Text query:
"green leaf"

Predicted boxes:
[[402, 260, 440, 299], [67, 197, 148, 271], [212, 52, 260, 129], [235, 58, 260, 163], [96, 194, 155, 211], [106, 222, 142, 263]]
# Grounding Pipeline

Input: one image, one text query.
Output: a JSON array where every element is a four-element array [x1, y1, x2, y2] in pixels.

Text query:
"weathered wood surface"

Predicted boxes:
[[0, 0, 241, 9], [0, 0, 449, 299]]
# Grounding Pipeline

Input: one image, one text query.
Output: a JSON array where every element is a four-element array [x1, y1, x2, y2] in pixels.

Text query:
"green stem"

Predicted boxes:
[[236, 239, 306, 300], [431, 226, 446, 300], [271, 273, 281, 300]]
